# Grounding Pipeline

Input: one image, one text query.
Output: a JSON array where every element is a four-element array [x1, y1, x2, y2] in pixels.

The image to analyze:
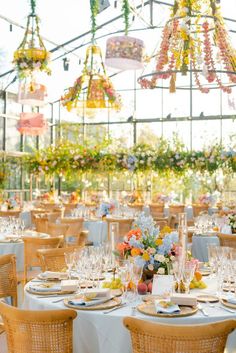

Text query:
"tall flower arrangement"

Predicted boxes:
[[116, 213, 179, 275]]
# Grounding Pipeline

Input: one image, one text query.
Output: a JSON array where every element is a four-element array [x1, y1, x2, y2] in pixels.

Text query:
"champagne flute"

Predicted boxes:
[[131, 262, 144, 302], [64, 252, 75, 280], [118, 260, 132, 300], [182, 261, 196, 294]]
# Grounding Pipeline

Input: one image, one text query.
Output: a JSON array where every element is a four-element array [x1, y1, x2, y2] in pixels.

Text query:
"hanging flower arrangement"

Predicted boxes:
[[61, 0, 121, 115], [61, 45, 122, 113], [13, 0, 51, 79], [138, 0, 236, 93]]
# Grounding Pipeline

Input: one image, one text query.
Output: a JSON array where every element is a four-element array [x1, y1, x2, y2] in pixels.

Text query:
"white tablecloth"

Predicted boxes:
[[23, 278, 236, 353], [191, 235, 220, 262], [84, 221, 108, 245]]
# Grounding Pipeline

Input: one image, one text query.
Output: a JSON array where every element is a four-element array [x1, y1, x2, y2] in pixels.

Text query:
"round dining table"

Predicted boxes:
[[23, 277, 236, 353]]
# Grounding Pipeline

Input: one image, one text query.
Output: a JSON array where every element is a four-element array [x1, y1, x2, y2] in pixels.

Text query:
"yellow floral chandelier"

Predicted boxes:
[[61, 45, 122, 117], [61, 0, 121, 117], [138, 0, 236, 94], [13, 0, 51, 80]]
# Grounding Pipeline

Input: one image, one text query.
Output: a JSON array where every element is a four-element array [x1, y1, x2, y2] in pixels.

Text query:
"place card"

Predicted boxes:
[[152, 274, 174, 296]]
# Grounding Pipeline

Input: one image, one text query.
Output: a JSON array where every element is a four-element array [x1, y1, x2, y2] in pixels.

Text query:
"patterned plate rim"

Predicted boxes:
[[220, 299, 236, 309], [64, 296, 121, 310], [197, 295, 219, 303], [26, 287, 74, 296], [137, 303, 198, 318]]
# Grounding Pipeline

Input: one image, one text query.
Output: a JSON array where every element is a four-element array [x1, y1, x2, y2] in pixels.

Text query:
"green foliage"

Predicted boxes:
[[23, 137, 236, 179], [122, 0, 130, 35]]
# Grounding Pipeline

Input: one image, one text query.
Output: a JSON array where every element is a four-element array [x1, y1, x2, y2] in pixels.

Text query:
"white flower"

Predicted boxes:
[[148, 247, 156, 255], [148, 264, 154, 271], [154, 254, 165, 262], [158, 267, 165, 275], [170, 255, 175, 261]]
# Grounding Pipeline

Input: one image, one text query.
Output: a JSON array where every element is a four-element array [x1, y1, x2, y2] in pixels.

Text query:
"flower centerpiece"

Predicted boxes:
[[99, 201, 116, 217], [198, 193, 213, 205], [227, 213, 236, 233], [116, 213, 178, 280]]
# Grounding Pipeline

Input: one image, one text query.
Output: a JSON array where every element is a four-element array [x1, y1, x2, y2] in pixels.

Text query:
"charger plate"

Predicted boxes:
[[220, 299, 236, 310], [26, 283, 75, 295], [37, 273, 67, 281], [197, 295, 219, 303], [64, 295, 121, 311], [137, 302, 198, 318]]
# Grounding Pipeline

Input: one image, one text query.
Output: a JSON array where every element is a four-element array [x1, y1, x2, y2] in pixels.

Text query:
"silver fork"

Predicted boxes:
[[197, 304, 209, 316]]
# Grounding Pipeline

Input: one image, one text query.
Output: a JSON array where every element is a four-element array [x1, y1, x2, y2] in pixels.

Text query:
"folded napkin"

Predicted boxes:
[[68, 296, 111, 307], [155, 299, 180, 314], [28, 284, 62, 293], [40, 271, 68, 280], [225, 296, 236, 305]]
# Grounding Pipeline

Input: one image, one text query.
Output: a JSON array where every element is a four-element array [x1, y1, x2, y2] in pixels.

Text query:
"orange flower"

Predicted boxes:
[[127, 228, 142, 241], [116, 242, 130, 253], [131, 248, 141, 257]]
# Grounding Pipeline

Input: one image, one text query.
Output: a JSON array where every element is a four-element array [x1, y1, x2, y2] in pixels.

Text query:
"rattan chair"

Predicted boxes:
[[0, 210, 21, 218], [63, 203, 78, 216], [123, 316, 236, 353], [149, 203, 165, 218], [192, 204, 209, 217], [106, 218, 134, 241], [30, 209, 48, 225], [61, 217, 84, 233], [37, 246, 83, 272], [128, 204, 144, 213], [34, 214, 49, 233], [218, 233, 236, 249], [0, 300, 77, 353], [23, 236, 63, 284], [0, 254, 17, 307], [169, 204, 185, 215], [155, 220, 168, 230], [47, 222, 69, 238]]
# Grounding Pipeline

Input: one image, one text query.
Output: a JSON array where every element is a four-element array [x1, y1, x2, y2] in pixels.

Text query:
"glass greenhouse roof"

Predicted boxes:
[[0, 0, 235, 123]]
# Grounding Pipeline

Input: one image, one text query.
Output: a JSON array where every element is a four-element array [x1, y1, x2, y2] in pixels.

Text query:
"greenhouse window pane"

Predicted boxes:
[[192, 120, 221, 150]]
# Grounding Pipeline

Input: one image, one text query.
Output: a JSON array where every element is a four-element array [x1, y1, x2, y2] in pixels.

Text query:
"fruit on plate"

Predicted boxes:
[[102, 278, 123, 290]]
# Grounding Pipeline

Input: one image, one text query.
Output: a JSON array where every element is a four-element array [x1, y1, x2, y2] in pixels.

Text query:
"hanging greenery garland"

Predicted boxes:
[[24, 138, 236, 178], [122, 0, 131, 35], [90, 0, 99, 43]]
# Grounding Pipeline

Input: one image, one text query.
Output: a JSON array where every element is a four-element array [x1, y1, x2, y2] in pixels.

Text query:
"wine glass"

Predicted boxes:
[[64, 252, 75, 280]]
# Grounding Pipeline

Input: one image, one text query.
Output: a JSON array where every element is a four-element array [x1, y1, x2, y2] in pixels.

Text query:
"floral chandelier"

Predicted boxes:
[[13, 0, 50, 108], [138, 0, 236, 94], [61, 0, 121, 116], [13, 0, 51, 80]]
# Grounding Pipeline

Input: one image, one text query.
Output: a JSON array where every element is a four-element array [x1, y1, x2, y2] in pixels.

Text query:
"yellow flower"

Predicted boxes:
[[159, 226, 172, 238], [131, 248, 141, 257], [142, 252, 150, 261], [155, 238, 163, 246]]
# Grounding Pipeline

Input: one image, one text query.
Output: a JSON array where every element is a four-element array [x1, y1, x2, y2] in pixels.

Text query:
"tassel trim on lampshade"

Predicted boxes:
[[169, 73, 176, 93]]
